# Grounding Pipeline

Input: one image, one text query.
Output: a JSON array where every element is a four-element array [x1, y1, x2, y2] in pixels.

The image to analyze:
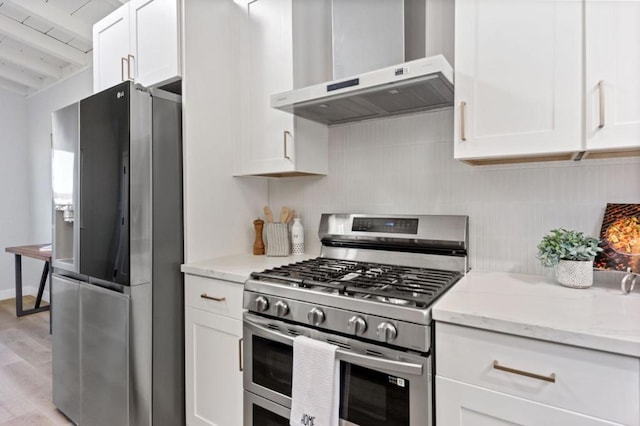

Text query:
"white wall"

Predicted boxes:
[[183, 0, 267, 262], [268, 109, 640, 276], [27, 69, 93, 245], [183, 0, 640, 277], [0, 89, 30, 298], [11, 69, 93, 300]]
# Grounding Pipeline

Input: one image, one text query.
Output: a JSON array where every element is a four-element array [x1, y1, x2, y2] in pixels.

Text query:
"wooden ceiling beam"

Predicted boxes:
[[0, 14, 87, 65], [0, 43, 61, 79], [0, 75, 28, 96], [5, 0, 93, 45], [102, 0, 129, 6], [0, 63, 42, 89]]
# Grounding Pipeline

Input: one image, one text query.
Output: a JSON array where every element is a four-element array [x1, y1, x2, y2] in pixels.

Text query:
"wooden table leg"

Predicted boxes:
[[35, 261, 49, 308], [49, 267, 52, 334], [14, 254, 23, 316], [14, 254, 51, 318]]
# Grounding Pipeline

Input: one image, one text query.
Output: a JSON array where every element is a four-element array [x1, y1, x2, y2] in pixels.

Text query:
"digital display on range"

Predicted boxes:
[[351, 217, 419, 234]]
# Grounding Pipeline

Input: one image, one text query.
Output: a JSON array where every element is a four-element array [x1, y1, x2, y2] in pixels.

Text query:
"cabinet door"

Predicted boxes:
[[454, 0, 582, 162], [130, 0, 181, 88], [79, 283, 130, 426], [185, 307, 243, 426], [51, 275, 80, 424], [93, 5, 131, 93], [586, 1, 640, 153], [242, 0, 296, 175], [436, 377, 620, 426]]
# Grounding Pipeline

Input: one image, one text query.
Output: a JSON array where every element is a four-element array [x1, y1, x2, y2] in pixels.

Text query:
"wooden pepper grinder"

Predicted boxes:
[[253, 218, 265, 255]]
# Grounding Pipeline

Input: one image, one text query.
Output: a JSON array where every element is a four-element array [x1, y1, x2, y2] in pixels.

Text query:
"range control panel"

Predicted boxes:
[[351, 217, 419, 235]]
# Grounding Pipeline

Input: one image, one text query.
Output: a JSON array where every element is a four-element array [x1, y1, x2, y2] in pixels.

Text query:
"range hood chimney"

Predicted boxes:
[[332, 0, 405, 79], [271, 0, 454, 126]]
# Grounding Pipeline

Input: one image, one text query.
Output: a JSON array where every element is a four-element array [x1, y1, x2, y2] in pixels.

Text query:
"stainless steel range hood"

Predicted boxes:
[[271, 55, 454, 125]]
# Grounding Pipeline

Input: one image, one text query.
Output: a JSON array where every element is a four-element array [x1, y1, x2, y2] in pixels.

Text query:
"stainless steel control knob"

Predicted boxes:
[[348, 315, 367, 336], [255, 296, 269, 313], [307, 307, 325, 326], [377, 322, 397, 343], [274, 300, 289, 317]]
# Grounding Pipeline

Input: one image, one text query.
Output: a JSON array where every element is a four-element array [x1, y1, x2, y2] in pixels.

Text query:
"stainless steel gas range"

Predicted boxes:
[[242, 213, 469, 426]]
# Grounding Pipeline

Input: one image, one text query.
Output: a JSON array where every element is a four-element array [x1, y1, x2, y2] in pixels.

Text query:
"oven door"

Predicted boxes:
[[244, 391, 290, 426], [243, 312, 432, 426]]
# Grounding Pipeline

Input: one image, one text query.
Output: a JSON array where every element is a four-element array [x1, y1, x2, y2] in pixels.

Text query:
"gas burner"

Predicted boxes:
[[375, 296, 411, 305], [251, 257, 462, 308]]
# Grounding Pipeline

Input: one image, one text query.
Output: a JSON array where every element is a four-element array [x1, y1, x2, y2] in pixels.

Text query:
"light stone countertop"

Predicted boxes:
[[182, 256, 640, 357], [181, 253, 316, 284], [433, 270, 640, 357]]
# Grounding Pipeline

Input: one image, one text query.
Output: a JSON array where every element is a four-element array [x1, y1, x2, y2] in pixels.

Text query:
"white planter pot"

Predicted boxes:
[[555, 260, 594, 289]]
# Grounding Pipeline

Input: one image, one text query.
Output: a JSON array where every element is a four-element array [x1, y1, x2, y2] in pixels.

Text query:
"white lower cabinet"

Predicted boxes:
[[435, 322, 639, 426], [436, 377, 618, 426], [185, 307, 243, 426], [185, 275, 245, 426]]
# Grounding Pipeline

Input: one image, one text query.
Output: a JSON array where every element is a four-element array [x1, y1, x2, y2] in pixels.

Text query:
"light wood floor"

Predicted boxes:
[[0, 297, 71, 425]]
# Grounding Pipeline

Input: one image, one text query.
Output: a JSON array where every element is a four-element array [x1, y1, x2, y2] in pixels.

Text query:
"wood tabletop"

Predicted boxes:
[[5, 244, 52, 262]]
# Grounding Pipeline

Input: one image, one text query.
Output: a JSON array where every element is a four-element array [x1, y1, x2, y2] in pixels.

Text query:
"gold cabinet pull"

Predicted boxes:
[[121, 57, 127, 82], [127, 54, 135, 81], [200, 293, 225, 302], [493, 360, 556, 383], [460, 101, 467, 141], [598, 80, 605, 128], [283, 130, 292, 161], [238, 338, 244, 371]]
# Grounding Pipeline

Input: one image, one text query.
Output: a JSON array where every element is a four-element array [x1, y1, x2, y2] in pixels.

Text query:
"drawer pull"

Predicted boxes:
[[493, 360, 556, 383], [238, 338, 243, 371], [200, 293, 226, 302]]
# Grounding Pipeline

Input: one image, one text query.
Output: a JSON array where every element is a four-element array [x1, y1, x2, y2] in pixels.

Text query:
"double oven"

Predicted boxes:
[[242, 214, 469, 426], [243, 312, 431, 425]]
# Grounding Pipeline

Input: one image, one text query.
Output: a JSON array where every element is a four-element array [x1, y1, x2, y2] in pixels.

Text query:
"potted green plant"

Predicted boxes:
[[537, 229, 603, 288]]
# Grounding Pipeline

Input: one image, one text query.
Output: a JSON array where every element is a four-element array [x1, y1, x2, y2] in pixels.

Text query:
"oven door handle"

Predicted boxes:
[[244, 317, 424, 376], [338, 350, 423, 376]]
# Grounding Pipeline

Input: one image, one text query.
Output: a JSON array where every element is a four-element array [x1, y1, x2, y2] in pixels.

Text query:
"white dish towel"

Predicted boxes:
[[290, 336, 340, 426]]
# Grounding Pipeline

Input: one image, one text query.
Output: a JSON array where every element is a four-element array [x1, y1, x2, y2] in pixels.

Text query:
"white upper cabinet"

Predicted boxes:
[[129, 0, 181, 88], [234, 0, 328, 177], [585, 0, 640, 155], [93, 5, 131, 93], [245, 0, 297, 175], [454, 0, 583, 164], [93, 0, 181, 93]]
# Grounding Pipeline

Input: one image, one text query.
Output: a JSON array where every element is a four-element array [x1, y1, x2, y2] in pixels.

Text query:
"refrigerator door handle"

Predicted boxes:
[[78, 149, 84, 230]]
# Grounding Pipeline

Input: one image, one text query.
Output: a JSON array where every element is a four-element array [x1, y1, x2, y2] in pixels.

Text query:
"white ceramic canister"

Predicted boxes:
[[291, 217, 304, 255]]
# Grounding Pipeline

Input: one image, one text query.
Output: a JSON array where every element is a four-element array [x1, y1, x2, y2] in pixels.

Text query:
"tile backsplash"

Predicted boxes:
[[268, 109, 640, 276]]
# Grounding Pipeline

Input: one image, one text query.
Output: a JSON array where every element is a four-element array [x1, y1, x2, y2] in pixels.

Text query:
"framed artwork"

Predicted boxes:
[[594, 203, 640, 274]]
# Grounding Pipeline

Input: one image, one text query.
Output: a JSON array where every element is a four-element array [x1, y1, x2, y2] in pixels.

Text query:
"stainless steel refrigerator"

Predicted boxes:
[[50, 81, 184, 426]]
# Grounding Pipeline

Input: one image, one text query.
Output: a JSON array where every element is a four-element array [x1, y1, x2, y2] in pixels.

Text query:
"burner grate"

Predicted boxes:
[[251, 257, 462, 308]]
